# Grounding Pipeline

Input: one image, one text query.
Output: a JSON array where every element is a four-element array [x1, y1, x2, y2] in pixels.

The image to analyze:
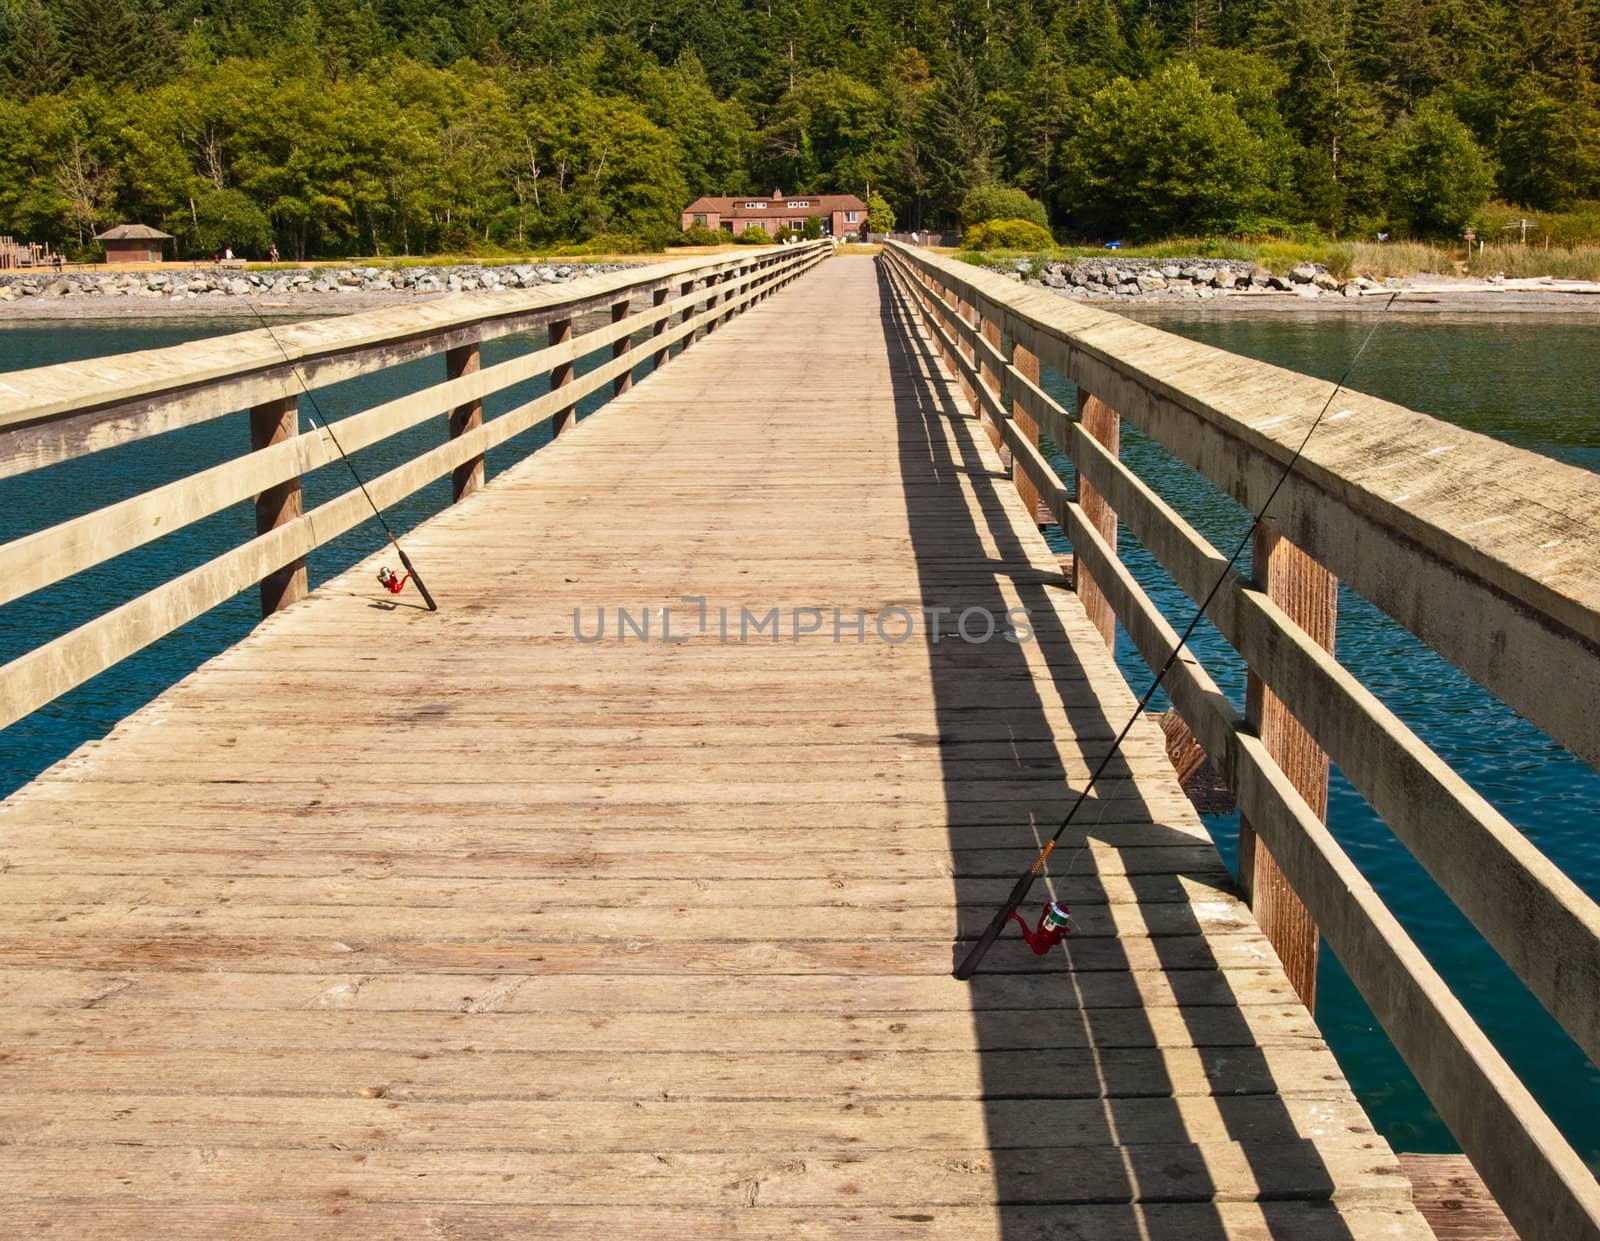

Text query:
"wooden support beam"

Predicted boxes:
[[549, 318, 574, 437], [1239, 525, 1335, 1012], [445, 341, 484, 503], [611, 298, 633, 397], [1076, 392, 1120, 652], [249, 395, 307, 617], [1012, 343, 1043, 526], [651, 287, 670, 369]]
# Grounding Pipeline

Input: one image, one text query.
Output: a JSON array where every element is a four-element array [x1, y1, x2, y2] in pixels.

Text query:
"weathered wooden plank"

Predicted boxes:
[[0, 1092, 1385, 1153], [0, 1001, 1318, 1053], [0, 1044, 1360, 1101], [0, 1203, 1440, 1241], [0, 931, 1282, 975], [0, 964, 1305, 1014], [0, 1144, 1414, 1207]]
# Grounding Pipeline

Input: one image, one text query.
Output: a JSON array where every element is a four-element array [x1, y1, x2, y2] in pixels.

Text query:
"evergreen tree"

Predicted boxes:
[[4, 2, 71, 99], [57, 0, 179, 88], [912, 58, 992, 226]]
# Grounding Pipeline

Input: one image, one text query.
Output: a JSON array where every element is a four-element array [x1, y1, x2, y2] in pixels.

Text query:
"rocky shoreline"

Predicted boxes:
[[1010, 256, 1379, 300], [0, 260, 645, 309]]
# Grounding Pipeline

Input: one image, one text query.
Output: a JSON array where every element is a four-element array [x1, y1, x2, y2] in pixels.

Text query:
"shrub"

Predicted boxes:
[[773, 226, 802, 243], [961, 186, 1049, 230], [965, 218, 1056, 251], [866, 191, 896, 234], [736, 224, 771, 244], [672, 224, 726, 246], [551, 233, 660, 256], [802, 215, 824, 240], [1383, 97, 1496, 237], [1059, 61, 1283, 239]]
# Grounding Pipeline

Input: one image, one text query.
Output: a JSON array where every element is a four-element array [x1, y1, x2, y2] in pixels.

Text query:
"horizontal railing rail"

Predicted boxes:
[[0, 242, 830, 734], [880, 240, 1600, 1241]]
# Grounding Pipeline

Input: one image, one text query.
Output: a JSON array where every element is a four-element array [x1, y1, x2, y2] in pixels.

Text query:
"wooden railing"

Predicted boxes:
[[880, 240, 1600, 1241], [0, 241, 830, 732]]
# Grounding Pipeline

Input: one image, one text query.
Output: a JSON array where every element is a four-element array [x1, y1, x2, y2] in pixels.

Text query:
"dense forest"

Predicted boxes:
[[1, 0, 1596, 257]]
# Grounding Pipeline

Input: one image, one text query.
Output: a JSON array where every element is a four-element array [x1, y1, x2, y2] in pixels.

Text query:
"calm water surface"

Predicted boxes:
[[2, 305, 1598, 1169]]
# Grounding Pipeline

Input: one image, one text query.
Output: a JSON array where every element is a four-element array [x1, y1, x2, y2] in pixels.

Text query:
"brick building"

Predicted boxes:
[[682, 189, 868, 239]]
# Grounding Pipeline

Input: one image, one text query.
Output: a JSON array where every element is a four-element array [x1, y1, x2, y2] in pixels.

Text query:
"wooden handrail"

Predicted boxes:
[[0, 243, 830, 733], [881, 240, 1600, 1241]]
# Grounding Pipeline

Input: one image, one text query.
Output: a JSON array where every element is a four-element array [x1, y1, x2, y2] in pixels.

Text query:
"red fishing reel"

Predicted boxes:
[[377, 565, 411, 595], [1009, 901, 1072, 954]]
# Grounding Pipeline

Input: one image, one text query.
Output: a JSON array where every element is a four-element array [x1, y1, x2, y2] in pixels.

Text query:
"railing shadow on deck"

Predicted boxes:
[[874, 264, 1359, 1240]]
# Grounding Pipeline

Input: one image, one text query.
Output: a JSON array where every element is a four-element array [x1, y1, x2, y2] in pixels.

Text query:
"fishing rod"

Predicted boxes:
[[243, 301, 438, 612], [954, 292, 1398, 981]]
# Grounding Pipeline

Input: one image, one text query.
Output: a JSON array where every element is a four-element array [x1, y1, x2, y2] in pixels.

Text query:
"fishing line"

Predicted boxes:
[[954, 291, 1398, 981], [243, 301, 438, 612]]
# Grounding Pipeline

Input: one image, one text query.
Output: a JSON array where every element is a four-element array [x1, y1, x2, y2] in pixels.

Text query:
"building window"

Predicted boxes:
[[744, 201, 768, 209], [845, 211, 859, 223], [693, 214, 707, 227], [786, 201, 810, 208]]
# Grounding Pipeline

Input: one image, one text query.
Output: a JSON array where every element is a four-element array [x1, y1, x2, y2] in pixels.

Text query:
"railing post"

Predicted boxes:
[[955, 293, 976, 411], [549, 317, 574, 437], [1076, 393, 1120, 651], [1011, 342, 1043, 526], [705, 272, 721, 334], [941, 284, 963, 394], [445, 340, 484, 502], [250, 394, 307, 617], [1239, 526, 1334, 1011], [679, 279, 697, 349], [978, 311, 1003, 454], [611, 297, 633, 397], [651, 287, 669, 370]]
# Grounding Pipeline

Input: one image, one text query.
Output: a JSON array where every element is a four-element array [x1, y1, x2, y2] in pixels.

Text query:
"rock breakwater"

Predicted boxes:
[[0, 261, 645, 304]]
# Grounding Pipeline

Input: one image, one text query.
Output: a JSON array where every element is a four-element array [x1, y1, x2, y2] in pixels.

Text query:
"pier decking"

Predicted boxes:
[[2, 259, 1438, 1236]]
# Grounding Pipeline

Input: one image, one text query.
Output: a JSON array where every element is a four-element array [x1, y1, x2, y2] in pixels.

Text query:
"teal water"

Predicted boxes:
[[2, 307, 1598, 1170]]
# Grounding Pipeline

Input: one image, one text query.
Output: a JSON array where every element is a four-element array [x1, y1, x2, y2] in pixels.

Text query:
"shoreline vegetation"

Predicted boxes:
[[4, 247, 1600, 325], [968, 237, 1600, 284], [4, 0, 1600, 285]]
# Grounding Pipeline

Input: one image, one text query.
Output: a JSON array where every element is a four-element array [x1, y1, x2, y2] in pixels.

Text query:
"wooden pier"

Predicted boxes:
[[1, 245, 1596, 1238]]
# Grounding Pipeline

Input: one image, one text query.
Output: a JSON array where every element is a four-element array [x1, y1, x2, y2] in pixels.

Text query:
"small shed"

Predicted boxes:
[[94, 224, 173, 264]]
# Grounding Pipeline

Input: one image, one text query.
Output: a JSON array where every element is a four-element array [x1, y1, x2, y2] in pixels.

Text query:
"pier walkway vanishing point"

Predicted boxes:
[[1, 247, 1594, 1239]]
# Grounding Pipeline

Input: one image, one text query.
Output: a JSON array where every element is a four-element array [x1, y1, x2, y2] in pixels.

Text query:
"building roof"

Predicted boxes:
[[94, 224, 175, 241], [685, 189, 867, 215]]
